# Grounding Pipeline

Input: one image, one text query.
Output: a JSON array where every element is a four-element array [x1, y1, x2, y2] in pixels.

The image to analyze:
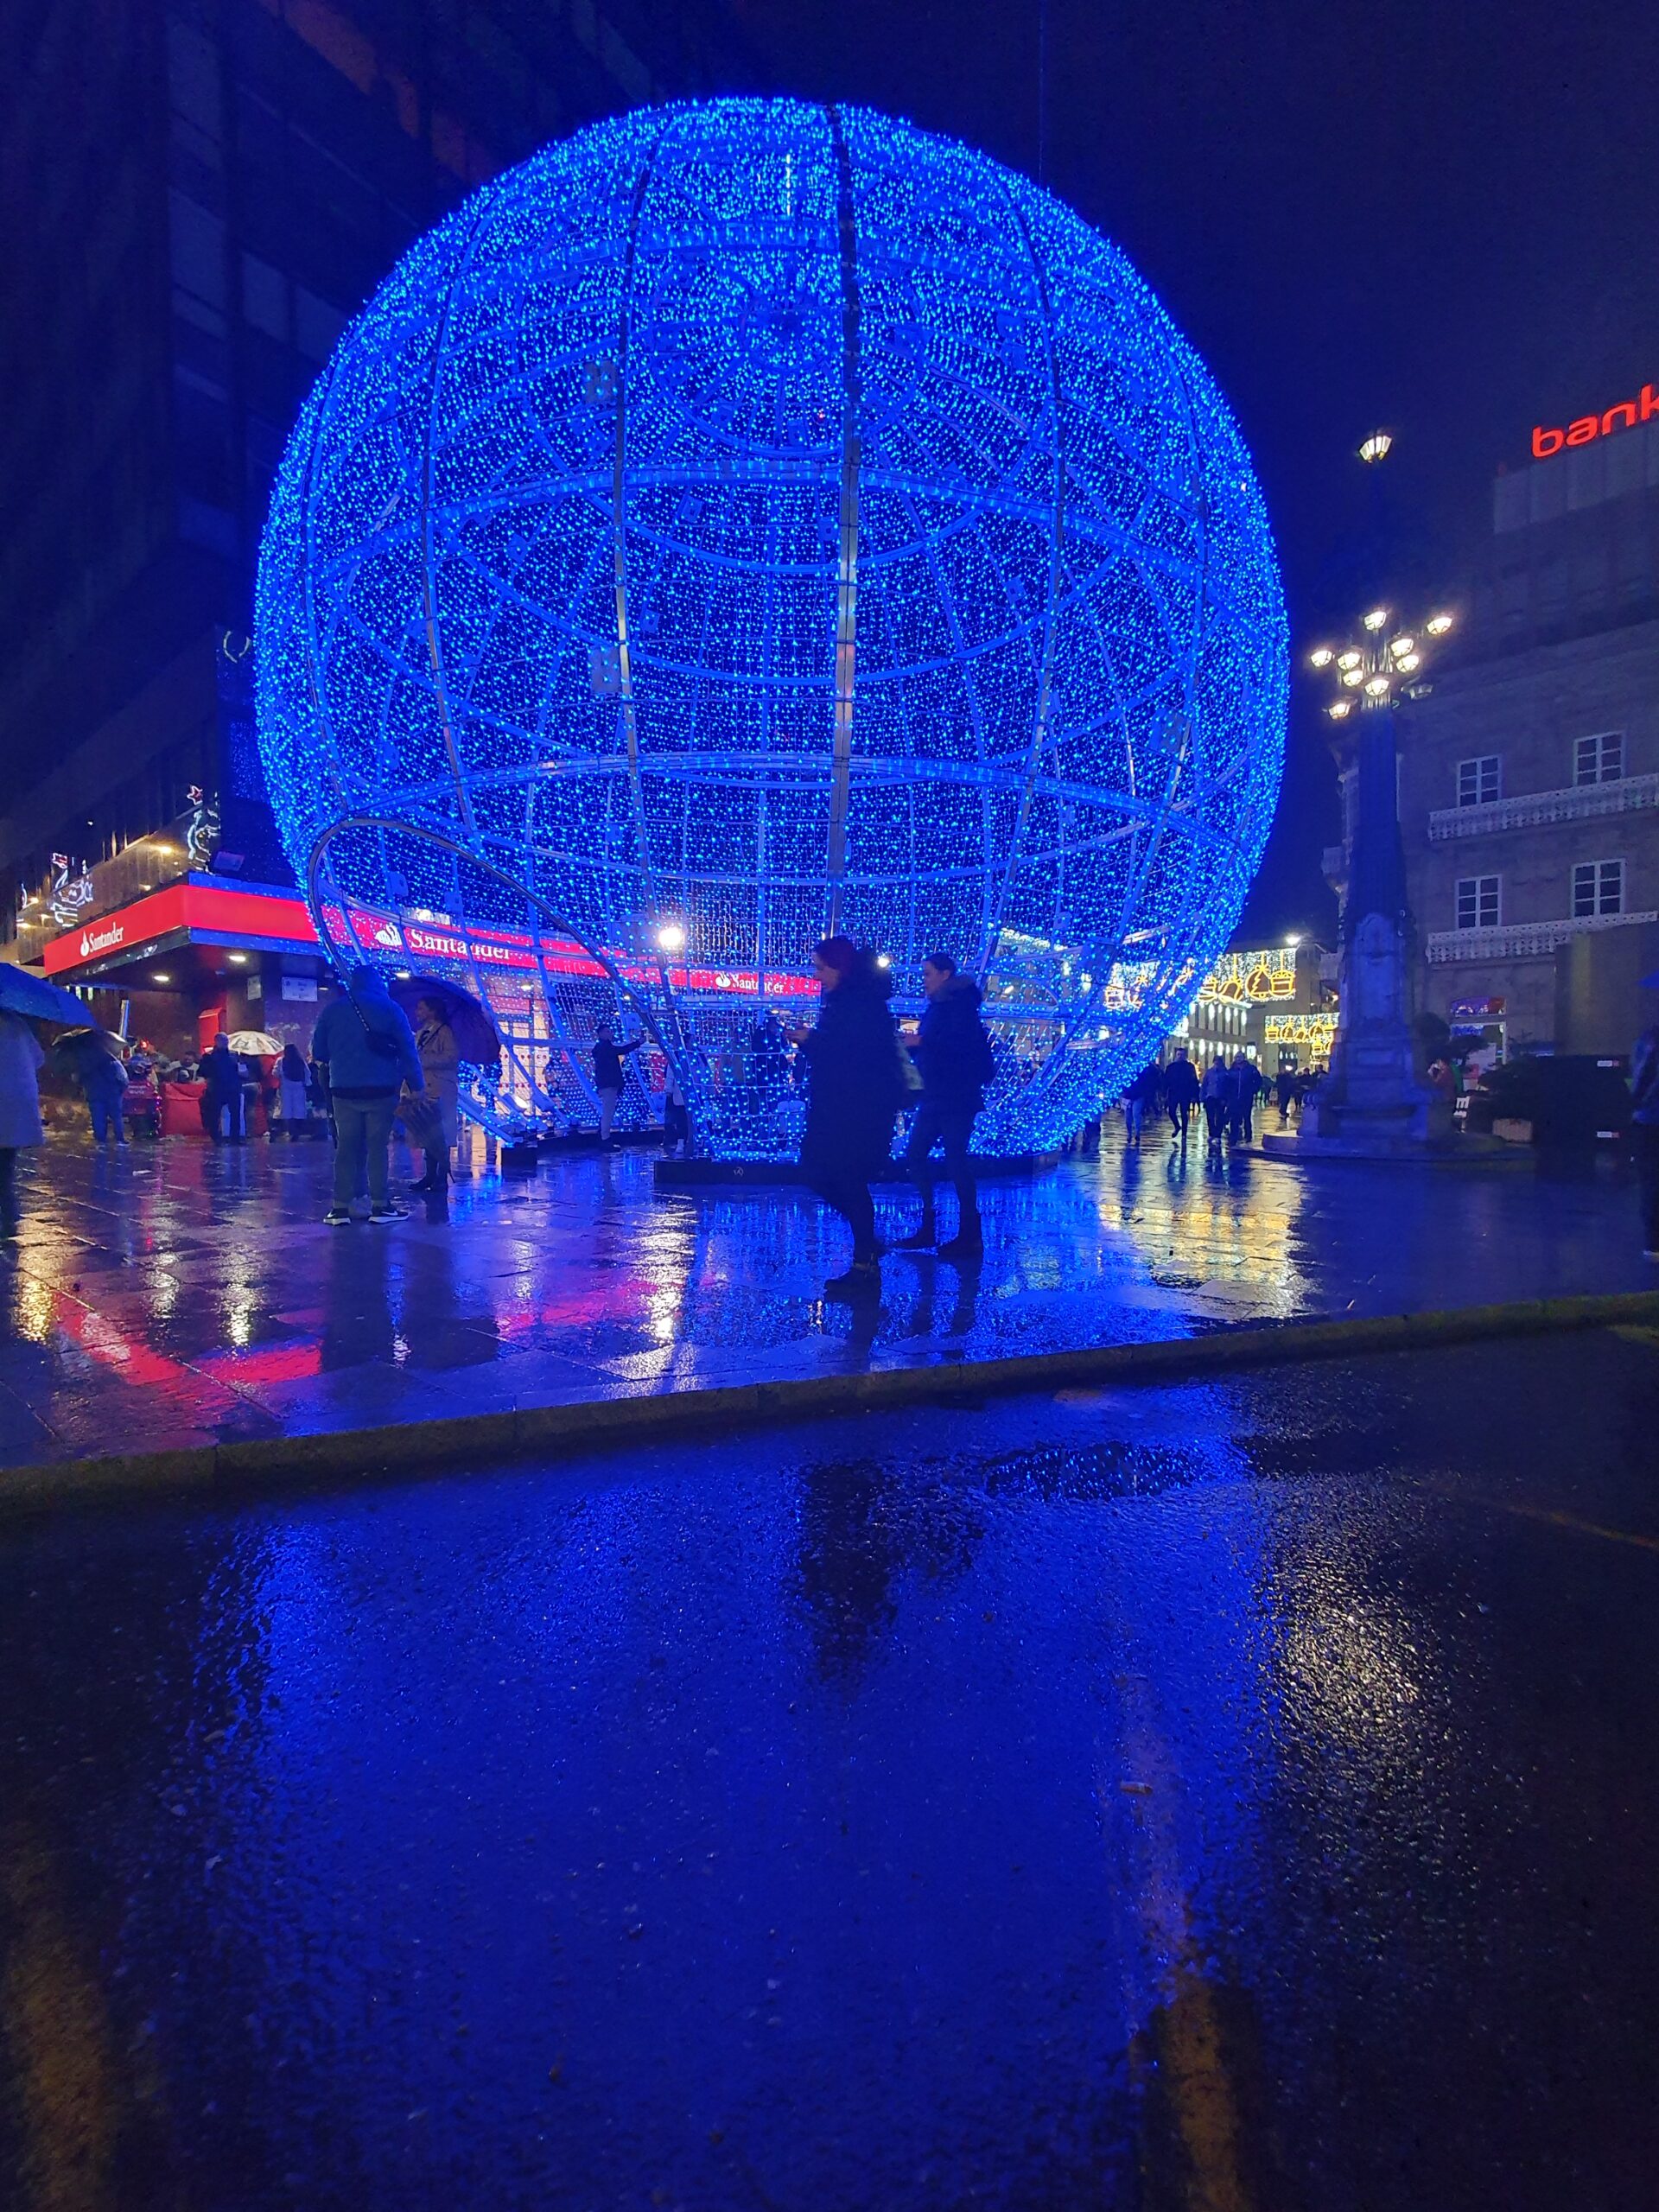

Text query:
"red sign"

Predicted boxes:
[[1532, 383, 1656, 460], [44, 880, 818, 998], [43, 882, 319, 974]]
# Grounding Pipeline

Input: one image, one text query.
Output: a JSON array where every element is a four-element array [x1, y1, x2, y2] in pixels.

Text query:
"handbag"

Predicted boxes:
[[400, 1090, 443, 1145]]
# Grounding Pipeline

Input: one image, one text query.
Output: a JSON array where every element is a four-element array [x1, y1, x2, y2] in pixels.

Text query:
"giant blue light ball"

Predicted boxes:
[[256, 97, 1286, 1154]]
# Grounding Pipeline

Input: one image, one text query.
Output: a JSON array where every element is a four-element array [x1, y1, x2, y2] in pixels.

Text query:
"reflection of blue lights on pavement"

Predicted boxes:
[[257, 99, 1285, 1156]]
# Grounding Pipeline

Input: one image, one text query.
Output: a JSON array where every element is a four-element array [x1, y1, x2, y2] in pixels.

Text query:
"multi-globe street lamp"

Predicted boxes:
[[1300, 593, 1455, 1136]]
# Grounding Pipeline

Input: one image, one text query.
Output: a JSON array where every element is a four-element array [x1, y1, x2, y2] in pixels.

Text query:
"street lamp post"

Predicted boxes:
[[1304, 601, 1455, 1142]]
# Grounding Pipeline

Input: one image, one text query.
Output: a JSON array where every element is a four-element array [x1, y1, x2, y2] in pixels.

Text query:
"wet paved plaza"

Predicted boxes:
[[0, 1126, 1649, 1474], [1, 1326, 1656, 2209]]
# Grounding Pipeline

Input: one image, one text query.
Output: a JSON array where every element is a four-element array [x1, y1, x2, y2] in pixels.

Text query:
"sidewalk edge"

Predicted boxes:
[[3, 1288, 1656, 1522]]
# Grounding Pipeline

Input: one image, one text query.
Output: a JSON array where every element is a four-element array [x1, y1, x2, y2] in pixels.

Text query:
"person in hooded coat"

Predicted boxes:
[[897, 950, 995, 1259], [791, 938, 906, 1297], [0, 1010, 44, 1236], [310, 964, 423, 1224]]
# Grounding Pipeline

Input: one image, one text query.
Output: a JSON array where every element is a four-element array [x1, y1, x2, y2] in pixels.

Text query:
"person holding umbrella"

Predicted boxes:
[[0, 1007, 45, 1236], [73, 1034, 130, 1146], [0, 968, 88, 1236], [408, 995, 460, 1193]]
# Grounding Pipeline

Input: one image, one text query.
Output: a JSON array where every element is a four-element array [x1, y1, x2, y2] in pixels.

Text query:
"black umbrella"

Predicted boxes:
[[51, 1025, 127, 1074]]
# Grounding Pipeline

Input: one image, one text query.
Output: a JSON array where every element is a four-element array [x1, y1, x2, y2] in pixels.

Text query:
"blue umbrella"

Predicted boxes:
[[0, 966, 92, 1025]]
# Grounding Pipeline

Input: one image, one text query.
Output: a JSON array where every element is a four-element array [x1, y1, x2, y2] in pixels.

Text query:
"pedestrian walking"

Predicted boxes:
[[199, 1034, 245, 1141], [1228, 1052, 1263, 1145], [791, 937, 906, 1297], [1124, 1062, 1160, 1145], [80, 1046, 129, 1146], [897, 950, 995, 1259], [408, 996, 460, 1193], [1631, 993, 1659, 1259], [1201, 1058, 1230, 1157], [276, 1040, 311, 1138], [1164, 1046, 1199, 1144], [0, 1009, 44, 1237], [593, 1024, 643, 1145], [1274, 1065, 1296, 1126], [311, 964, 423, 1224]]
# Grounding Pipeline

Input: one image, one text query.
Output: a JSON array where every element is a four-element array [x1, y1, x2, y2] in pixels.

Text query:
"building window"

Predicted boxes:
[[1456, 755, 1501, 807], [1456, 875, 1500, 931], [1572, 859, 1624, 918], [1573, 731, 1624, 786]]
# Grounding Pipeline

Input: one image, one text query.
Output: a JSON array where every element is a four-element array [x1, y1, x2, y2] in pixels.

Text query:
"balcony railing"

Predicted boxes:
[[1425, 909, 1659, 963], [1427, 772, 1659, 840]]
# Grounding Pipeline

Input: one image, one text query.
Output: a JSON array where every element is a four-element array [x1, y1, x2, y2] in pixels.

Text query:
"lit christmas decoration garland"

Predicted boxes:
[[256, 98, 1286, 1154]]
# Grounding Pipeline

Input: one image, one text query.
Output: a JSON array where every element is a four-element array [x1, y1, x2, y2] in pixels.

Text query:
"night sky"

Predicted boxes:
[[741, 0, 1659, 940]]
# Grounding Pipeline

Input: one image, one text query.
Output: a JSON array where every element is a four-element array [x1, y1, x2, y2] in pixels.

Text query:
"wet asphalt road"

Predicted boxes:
[[2, 1328, 1657, 2211]]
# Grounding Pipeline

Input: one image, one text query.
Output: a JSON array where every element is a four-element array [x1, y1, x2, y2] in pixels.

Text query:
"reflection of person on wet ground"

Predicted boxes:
[[790, 938, 905, 1300]]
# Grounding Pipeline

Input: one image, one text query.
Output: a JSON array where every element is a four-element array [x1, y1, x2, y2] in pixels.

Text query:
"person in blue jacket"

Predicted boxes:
[[310, 965, 423, 1224]]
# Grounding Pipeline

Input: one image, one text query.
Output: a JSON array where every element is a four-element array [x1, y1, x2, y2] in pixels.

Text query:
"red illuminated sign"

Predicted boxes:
[[44, 880, 818, 998], [44, 881, 319, 974], [1531, 383, 1657, 460]]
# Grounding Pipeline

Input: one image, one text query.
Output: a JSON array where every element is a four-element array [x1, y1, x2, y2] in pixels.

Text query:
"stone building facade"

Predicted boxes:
[[1398, 619, 1659, 1051], [1330, 404, 1659, 1058]]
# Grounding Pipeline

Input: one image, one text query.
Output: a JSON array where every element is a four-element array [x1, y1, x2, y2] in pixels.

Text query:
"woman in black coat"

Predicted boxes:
[[790, 938, 905, 1297]]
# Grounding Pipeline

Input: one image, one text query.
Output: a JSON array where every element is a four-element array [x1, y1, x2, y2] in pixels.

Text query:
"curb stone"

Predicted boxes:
[[2, 1288, 1656, 1524]]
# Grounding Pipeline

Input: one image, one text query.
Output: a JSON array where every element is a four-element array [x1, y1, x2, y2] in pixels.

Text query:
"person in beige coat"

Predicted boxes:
[[0, 1009, 45, 1236], [410, 998, 460, 1192]]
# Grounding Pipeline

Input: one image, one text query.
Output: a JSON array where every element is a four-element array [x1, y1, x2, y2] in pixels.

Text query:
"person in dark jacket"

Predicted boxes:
[[593, 1026, 643, 1144], [1200, 1058, 1230, 1157], [1163, 1046, 1200, 1142], [199, 1034, 245, 1142], [790, 937, 906, 1296], [1123, 1061, 1161, 1145], [310, 965, 423, 1224], [1227, 1052, 1264, 1145], [898, 950, 995, 1258]]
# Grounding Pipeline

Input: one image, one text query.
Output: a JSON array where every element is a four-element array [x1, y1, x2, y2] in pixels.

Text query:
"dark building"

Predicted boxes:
[[0, 0, 752, 1042]]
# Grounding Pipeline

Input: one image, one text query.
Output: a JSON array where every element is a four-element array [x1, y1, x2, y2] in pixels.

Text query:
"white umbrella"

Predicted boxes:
[[226, 1030, 283, 1055]]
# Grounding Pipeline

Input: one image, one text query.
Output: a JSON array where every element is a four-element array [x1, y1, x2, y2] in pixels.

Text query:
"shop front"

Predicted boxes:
[[41, 875, 339, 1063]]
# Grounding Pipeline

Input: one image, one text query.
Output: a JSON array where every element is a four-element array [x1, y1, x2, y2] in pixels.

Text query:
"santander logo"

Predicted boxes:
[[1532, 382, 1657, 460], [79, 919, 125, 958]]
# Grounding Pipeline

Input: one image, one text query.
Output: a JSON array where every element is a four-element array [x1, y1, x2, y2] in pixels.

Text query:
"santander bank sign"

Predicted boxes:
[[1532, 382, 1657, 459]]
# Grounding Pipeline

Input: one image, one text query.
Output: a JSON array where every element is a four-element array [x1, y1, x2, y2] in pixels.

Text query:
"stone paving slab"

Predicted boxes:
[[0, 1123, 1649, 1486]]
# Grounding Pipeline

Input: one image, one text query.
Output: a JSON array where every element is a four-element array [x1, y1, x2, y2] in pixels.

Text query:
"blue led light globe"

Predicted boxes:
[[256, 98, 1286, 1154]]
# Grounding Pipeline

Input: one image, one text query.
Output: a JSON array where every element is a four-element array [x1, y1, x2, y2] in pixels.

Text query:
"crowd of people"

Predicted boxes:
[[1119, 1046, 1322, 1160], [5, 947, 1655, 1273]]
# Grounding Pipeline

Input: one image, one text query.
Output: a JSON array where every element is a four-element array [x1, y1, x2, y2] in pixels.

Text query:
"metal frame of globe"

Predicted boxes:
[[257, 99, 1287, 1156]]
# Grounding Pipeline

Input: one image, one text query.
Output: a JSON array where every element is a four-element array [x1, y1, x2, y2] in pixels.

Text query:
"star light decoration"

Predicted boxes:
[[256, 98, 1286, 1154]]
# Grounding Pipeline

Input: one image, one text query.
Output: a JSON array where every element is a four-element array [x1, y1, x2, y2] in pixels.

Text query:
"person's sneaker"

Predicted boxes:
[[368, 1205, 408, 1223], [823, 1260, 880, 1299], [895, 1229, 937, 1250], [324, 1206, 353, 1226], [937, 1233, 984, 1262]]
